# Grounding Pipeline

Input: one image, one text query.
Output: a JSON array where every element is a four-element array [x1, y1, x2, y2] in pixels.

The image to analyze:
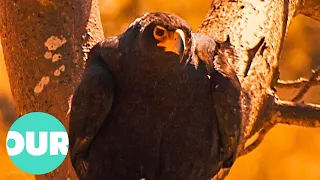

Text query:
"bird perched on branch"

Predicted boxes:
[[69, 12, 242, 180]]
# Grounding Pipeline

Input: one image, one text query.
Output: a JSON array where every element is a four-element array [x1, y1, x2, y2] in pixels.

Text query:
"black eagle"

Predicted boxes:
[[69, 12, 241, 180]]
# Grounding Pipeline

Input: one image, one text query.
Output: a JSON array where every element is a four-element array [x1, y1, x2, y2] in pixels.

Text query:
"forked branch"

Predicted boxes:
[[276, 67, 320, 102], [241, 94, 320, 153], [276, 77, 320, 88], [239, 122, 274, 156], [240, 96, 320, 157]]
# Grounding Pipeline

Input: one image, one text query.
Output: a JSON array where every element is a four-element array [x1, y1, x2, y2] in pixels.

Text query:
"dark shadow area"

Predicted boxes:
[[0, 94, 16, 129]]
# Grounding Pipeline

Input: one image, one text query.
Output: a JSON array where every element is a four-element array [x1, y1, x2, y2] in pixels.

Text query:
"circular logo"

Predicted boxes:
[[6, 112, 69, 175]]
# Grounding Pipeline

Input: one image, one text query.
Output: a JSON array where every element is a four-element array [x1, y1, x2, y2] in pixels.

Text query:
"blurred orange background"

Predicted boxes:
[[1, 0, 320, 179]]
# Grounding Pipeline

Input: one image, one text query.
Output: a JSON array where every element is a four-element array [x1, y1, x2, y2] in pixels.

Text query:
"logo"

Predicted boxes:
[[6, 112, 69, 175]]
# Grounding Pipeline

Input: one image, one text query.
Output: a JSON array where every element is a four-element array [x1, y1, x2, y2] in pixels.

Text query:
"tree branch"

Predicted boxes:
[[199, 0, 317, 178], [276, 77, 320, 88], [245, 66, 320, 156], [275, 67, 320, 102], [211, 168, 231, 180], [238, 95, 320, 163], [298, 0, 320, 22], [272, 99, 320, 127], [291, 67, 320, 102], [239, 122, 274, 156], [0, 0, 104, 179]]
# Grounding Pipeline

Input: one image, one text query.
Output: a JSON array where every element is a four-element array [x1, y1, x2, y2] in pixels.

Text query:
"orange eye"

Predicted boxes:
[[153, 25, 167, 40], [155, 28, 165, 36]]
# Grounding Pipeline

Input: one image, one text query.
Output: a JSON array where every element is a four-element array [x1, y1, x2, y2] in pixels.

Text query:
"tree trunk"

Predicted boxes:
[[198, 0, 320, 179], [0, 0, 104, 179]]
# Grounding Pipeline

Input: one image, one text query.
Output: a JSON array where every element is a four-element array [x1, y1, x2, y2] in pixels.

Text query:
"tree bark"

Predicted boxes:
[[0, 0, 104, 179], [198, 0, 320, 179]]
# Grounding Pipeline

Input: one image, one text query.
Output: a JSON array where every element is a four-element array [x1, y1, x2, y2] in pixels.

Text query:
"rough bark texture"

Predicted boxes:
[[199, 0, 298, 142], [299, 0, 320, 21], [197, 0, 320, 179], [0, 0, 104, 179]]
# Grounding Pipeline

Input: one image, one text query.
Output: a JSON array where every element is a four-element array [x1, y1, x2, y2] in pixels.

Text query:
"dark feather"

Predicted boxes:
[[69, 39, 118, 179], [69, 12, 241, 180], [193, 33, 242, 168]]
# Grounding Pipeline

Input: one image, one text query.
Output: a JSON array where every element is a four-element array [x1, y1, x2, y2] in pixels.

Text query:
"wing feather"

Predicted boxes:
[[211, 51, 242, 168], [69, 38, 119, 179]]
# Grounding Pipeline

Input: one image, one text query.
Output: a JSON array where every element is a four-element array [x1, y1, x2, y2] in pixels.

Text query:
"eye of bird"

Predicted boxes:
[[153, 25, 167, 40]]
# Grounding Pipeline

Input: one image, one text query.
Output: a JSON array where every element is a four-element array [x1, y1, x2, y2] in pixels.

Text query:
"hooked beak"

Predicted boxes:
[[157, 29, 186, 59]]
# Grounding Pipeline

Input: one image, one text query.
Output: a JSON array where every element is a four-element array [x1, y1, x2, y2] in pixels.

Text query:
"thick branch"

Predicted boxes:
[[239, 96, 320, 160], [211, 168, 231, 180], [298, 0, 320, 21], [272, 99, 320, 127], [199, 0, 302, 178], [0, 0, 104, 179], [239, 122, 274, 156]]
